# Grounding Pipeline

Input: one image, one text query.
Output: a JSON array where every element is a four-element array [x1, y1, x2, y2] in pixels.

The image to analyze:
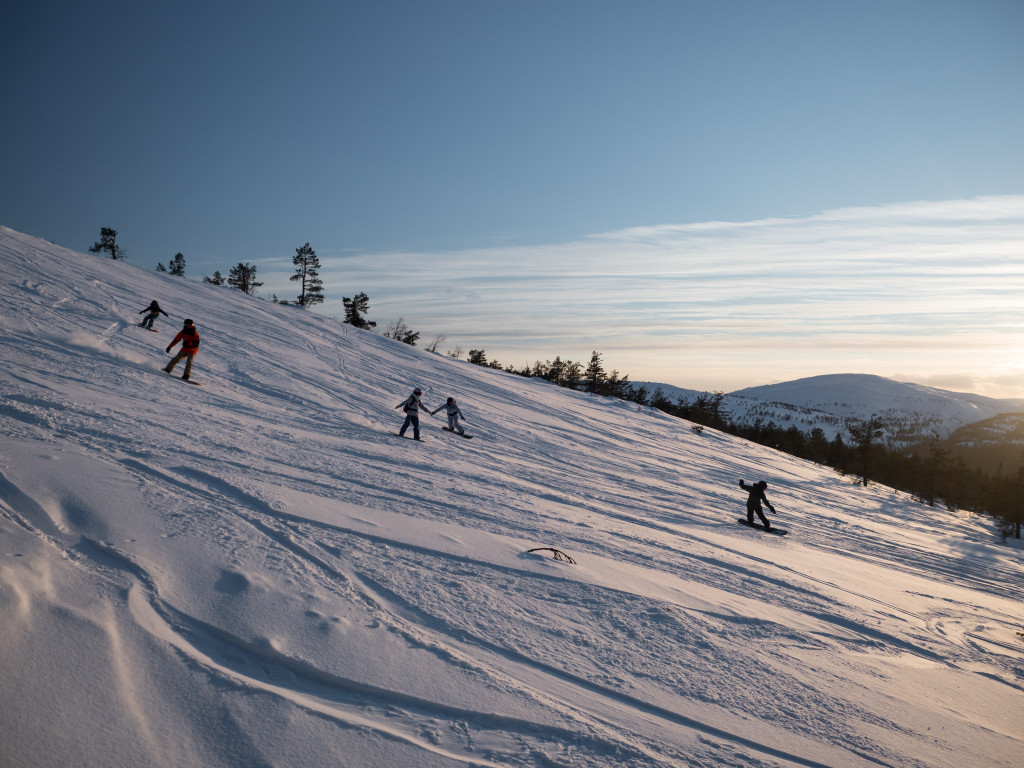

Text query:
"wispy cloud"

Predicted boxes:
[[264, 196, 1024, 397]]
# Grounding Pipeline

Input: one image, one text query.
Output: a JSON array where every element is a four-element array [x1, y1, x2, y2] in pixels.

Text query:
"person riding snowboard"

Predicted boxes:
[[739, 480, 776, 530], [395, 388, 426, 440], [138, 300, 168, 329], [164, 319, 201, 380], [431, 396, 467, 435]]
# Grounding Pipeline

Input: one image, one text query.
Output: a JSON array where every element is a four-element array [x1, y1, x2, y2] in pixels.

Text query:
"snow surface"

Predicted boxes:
[[1, 226, 1022, 768]]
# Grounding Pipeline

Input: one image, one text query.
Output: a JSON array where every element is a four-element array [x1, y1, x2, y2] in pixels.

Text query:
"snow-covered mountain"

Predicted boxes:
[[639, 374, 1024, 445], [1, 226, 1022, 768], [732, 374, 1024, 437]]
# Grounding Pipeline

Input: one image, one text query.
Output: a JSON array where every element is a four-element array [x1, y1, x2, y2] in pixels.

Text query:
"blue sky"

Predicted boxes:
[[3, 1, 1023, 395]]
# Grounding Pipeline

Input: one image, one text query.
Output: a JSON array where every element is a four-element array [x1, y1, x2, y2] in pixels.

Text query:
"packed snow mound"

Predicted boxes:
[[1, 226, 1022, 768]]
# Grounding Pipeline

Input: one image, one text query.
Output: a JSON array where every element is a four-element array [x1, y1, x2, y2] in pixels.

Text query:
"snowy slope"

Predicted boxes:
[[1, 226, 1022, 768]]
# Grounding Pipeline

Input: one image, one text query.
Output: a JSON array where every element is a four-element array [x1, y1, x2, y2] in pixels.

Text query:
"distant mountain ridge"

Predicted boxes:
[[947, 413, 1024, 473], [636, 373, 1024, 445]]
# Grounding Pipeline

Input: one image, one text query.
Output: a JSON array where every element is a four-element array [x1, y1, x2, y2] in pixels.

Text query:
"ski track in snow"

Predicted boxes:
[[2, 227, 1023, 767]]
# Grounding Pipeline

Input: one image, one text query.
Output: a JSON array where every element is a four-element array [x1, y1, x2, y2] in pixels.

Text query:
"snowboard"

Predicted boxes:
[[395, 433, 424, 441], [442, 427, 473, 439], [160, 368, 202, 385], [737, 518, 788, 535], [137, 325, 159, 332]]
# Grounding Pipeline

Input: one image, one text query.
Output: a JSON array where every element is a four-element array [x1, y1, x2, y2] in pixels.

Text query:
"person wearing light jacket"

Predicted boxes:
[[395, 388, 426, 440], [164, 319, 201, 380], [432, 396, 467, 435]]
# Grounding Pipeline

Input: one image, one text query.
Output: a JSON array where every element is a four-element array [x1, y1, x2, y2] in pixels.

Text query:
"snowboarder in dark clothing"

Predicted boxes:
[[740, 480, 776, 530], [164, 319, 201, 380], [138, 300, 168, 329], [395, 388, 426, 440]]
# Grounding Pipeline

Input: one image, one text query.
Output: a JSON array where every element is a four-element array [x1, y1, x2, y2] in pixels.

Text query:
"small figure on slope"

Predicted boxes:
[[138, 300, 168, 330], [432, 396, 467, 436], [395, 387, 426, 440], [164, 319, 201, 380], [739, 480, 776, 530]]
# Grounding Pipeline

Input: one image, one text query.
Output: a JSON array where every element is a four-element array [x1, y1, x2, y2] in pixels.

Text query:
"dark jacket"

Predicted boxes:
[[740, 480, 774, 512], [140, 301, 168, 317]]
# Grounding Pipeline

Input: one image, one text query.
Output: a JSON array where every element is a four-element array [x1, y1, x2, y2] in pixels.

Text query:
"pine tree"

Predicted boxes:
[[585, 351, 605, 394], [605, 370, 630, 399], [342, 292, 376, 329], [563, 361, 583, 390], [847, 415, 885, 487], [169, 253, 186, 276], [651, 386, 672, 411], [631, 384, 649, 407], [827, 434, 847, 468], [290, 243, 324, 307], [1010, 465, 1024, 539], [919, 438, 951, 507], [227, 262, 263, 295], [89, 227, 125, 260], [546, 356, 565, 385], [156, 263, 167, 273], [807, 427, 830, 464], [203, 271, 225, 285]]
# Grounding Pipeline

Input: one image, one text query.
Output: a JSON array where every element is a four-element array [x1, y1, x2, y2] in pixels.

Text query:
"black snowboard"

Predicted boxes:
[[394, 433, 424, 441], [737, 518, 788, 535], [442, 427, 473, 439], [159, 368, 202, 385]]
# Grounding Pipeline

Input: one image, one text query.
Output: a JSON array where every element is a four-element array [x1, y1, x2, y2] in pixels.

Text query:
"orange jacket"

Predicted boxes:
[[167, 327, 200, 355]]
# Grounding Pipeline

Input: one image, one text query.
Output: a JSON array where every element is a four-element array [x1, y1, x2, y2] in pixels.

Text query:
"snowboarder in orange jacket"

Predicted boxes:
[[164, 319, 201, 380]]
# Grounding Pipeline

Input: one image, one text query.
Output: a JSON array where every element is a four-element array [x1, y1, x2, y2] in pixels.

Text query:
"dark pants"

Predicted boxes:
[[747, 502, 771, 528], [400, 412, 420, 439]]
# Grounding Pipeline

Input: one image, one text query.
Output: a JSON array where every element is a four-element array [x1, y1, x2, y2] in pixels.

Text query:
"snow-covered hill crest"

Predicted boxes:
[[640, 374, 1024, 444], [732, 373, 1024, 436], [1, 226, 1022, 768]]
